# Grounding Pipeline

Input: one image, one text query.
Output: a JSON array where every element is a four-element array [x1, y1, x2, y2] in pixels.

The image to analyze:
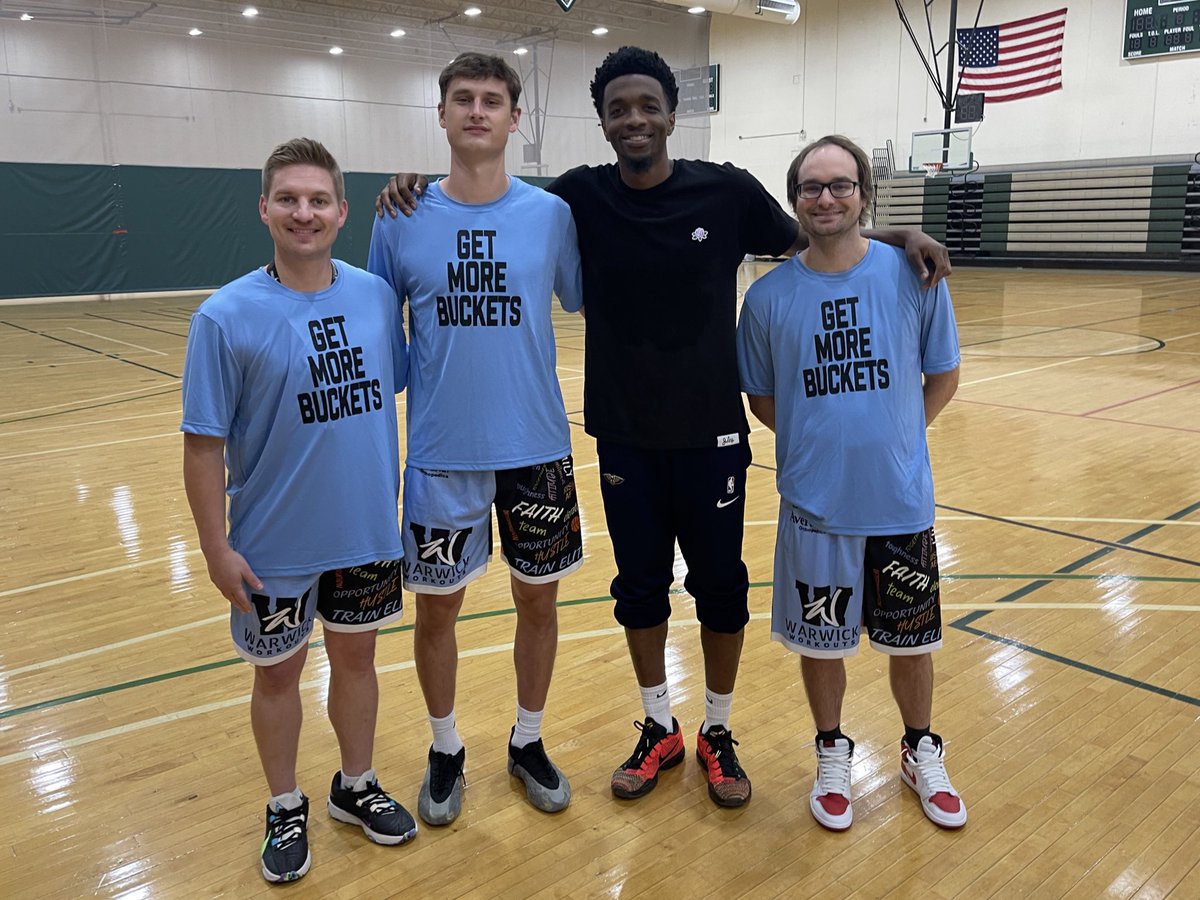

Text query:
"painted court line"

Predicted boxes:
[[0, 549, 203, 600], [0, 627, 634, 767], [960, 357, 1088, 386], [68, 328, 168, 356], [0, 385, 178, 420], [1083, 377, 1200, 417], [7, 602, 1200, 768], [5, 614, 228, 677], [0, 431, 178, 462], [0, 409, 179, 439]]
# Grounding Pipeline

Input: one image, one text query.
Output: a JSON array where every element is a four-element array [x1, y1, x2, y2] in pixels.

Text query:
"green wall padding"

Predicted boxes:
[[0, 163, 553, 299]]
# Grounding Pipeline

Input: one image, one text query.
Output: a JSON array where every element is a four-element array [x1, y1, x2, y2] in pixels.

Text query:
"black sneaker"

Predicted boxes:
[[418, 745, 466, 826], [327, 769, 418, 845], [507, 728, 571, 813], [260, 794, 311, 883]]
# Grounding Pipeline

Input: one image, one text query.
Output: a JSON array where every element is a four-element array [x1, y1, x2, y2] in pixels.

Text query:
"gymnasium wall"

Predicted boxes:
[[709, 0, 1200, 210], [0, 12, 709, 298], [0, 16, 711, 172]]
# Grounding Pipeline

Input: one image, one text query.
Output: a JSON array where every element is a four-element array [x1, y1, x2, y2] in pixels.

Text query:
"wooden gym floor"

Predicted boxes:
[[1, 265, 1199, 898]]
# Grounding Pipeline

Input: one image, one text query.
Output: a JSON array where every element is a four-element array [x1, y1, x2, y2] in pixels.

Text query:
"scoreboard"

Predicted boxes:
[[1124, 0, 1200, 58]]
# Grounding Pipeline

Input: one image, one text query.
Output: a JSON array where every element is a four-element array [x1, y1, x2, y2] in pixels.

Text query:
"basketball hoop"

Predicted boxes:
[[920, 162, 944, 178]]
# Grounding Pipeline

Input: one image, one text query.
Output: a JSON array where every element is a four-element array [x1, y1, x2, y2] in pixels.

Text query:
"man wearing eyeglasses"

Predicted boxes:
[[736, 134, 964, 832]]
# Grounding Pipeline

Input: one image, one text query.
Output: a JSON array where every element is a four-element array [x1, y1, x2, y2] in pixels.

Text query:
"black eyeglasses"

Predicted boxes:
[[796, 180, 860, 200]]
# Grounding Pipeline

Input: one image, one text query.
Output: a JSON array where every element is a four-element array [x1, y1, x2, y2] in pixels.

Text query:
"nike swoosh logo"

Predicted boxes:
[[716, 497, 740, 508]]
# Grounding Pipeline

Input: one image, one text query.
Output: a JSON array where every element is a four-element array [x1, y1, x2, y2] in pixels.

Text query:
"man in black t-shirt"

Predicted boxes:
[[377, 46, 950, 811]]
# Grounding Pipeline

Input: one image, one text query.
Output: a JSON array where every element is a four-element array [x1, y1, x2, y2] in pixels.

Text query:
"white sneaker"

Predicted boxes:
[[809, 736, 854, 831], [900, 735, 967, 828]]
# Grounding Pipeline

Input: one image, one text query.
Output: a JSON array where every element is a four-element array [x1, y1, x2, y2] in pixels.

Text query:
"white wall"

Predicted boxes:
[[5, 0, 1193, 197], [710, 0, 1200, 208], [0, 17, 710, 174]]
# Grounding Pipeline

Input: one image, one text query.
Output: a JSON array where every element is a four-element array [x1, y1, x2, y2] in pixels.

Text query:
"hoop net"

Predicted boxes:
[[920, 162, 944, 178]]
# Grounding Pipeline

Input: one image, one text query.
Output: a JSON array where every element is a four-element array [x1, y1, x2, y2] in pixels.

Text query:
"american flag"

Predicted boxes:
[[957, 7, 1067, 103]]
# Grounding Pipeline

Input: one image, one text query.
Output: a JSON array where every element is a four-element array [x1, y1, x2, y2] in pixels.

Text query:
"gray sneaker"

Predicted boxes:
[[507, 729, 571, 813], [418, 745, 465, 826]]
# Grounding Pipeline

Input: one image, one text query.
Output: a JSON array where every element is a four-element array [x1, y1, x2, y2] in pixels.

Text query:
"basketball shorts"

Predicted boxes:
[[597, 439, 751, 634], [230, 559, 404, 665], [401, 457, 583, 594], [771, 501, 942, 658]]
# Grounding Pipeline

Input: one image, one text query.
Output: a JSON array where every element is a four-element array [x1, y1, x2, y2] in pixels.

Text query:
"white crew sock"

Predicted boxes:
[[430, 709, 465, 754], [639, 680, 674, 732], [702, 687, 733, 733]]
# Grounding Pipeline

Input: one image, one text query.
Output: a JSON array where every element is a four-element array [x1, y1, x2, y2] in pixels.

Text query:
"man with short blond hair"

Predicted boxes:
[[183, 137, 415, 883]]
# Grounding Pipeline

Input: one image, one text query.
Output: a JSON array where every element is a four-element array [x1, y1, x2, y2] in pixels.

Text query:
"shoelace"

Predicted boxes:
[[354, 785, 397, 816], [703, 729, 746, 778], [816, 744, 853, 796], [909, 745, 954, 795], [267, 807, 305, 848], [622, 720, 664, 768]]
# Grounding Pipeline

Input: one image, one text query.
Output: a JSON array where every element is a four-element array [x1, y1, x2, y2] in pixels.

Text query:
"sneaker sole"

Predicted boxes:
[[508, 758, 572, 813], [327, 800, 419, 845], [695, 749, 752, 808], [809, 795, 853, 831], [261, 849, 311, 883], [899, 765, 967, 829], [418, 776, 464, 827], [610, 745, 685, 800]]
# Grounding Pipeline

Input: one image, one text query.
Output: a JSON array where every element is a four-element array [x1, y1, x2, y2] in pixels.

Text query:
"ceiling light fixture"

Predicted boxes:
[[592, 26, 608, 35], [20, 13, 33, 20], [189, 27, 203, 36], [242, 7, 258, 17], [514, 47, 528, 55], [464, 6, 482, 16], [390, 28, 406, 37], [329, 46, 344, 55], [688, 6, 706, 13]]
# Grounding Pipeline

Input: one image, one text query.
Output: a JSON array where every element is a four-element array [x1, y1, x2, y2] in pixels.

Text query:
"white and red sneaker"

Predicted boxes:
[[809, 736, 854, 831], [900, 734, 967, 829]]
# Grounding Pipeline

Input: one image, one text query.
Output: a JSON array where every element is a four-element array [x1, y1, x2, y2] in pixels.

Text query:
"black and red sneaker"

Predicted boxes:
[[696, 725, 751, 808], [610, 717, 685, 799]]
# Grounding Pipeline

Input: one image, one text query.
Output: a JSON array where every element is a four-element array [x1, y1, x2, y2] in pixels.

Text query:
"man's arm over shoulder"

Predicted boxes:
[[720, 162, 801, 259], [863, 226, 951, 288]]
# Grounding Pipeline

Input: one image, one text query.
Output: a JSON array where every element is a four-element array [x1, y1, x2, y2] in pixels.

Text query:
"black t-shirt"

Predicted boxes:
[[548, 159, 798, 449]]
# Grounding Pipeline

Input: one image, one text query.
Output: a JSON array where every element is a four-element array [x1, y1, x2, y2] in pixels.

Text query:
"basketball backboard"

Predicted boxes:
[[908, 127, 974, 173]]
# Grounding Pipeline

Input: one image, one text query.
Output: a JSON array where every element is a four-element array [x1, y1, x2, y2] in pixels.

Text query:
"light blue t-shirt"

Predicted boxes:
[[737, 241, 960, 535], [180, 262, 407, 575], [368, 177, 583, 470]]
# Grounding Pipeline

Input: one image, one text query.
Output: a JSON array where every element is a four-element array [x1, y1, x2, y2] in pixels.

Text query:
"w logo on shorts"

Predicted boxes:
[[795, 581, 853, 627], [250, 592, 307, 633], [409, 524, 472, 566]]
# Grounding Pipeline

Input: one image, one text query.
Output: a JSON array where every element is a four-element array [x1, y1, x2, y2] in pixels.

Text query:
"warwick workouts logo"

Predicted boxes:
[[409, 524, 472, 566], [555, 0, 576, 11]]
